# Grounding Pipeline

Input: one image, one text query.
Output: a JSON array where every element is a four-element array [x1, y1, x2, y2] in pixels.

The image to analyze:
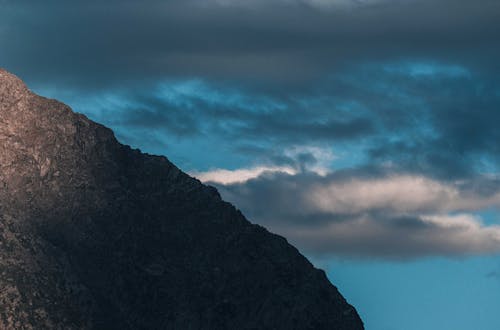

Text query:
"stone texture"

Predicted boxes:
[[0, 69, 364, 330]]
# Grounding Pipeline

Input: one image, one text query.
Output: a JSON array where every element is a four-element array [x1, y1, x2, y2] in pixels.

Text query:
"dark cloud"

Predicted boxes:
[[1, 0, 499, 90], [365, 69, 500, 179], [42, 61, 500, 181], [2, 0, 500, 172]]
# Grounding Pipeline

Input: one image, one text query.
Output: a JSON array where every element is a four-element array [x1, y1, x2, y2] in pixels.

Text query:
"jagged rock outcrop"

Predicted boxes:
[[0, 69, 364, 329]]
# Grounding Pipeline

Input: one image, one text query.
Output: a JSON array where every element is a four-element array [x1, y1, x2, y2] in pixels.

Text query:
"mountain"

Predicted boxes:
[[0, 69, 364, 330]]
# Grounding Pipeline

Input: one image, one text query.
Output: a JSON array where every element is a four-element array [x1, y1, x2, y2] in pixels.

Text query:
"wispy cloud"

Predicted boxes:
[[192, 145, 335, 184], [192, 166, 297, 184]]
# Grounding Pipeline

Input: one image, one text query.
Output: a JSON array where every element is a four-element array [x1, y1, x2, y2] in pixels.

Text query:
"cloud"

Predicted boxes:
[[192, 166, 297, 184], [192, 145, 335, 184], [308, 175, 500, 214], [1, 0, 499, 90], [32, 64, 500, 197], [284, 145, 336, 175], [207, 0, 396, 10], [208, 170, 500, 258], [285, 213, 500, 258], [3, 0, 500, 181]]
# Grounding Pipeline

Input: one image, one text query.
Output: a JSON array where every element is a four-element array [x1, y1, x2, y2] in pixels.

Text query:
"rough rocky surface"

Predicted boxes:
[[0, 69, 364, 330]]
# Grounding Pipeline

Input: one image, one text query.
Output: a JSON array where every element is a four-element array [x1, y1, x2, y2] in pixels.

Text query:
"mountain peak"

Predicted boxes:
[[0, 69, 363, 330], [0, 68, 28, 98]]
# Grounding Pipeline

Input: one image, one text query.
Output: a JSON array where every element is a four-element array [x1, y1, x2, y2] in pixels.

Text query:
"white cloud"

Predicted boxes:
[[193, 145, 335, 184], [191, 165, 297, 185], [211, 170, 500, 258], [308, 175, 500, 215]]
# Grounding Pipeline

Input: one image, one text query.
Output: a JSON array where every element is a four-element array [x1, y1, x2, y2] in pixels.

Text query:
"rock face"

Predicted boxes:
[[0, 69, 364, 330]]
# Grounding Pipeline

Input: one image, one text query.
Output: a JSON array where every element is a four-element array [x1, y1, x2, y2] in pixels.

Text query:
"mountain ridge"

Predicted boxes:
[[0, 69, 364, 330]]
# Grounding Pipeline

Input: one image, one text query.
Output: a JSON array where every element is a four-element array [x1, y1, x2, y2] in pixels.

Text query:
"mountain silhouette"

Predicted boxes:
[[0, 69, 364, 329]]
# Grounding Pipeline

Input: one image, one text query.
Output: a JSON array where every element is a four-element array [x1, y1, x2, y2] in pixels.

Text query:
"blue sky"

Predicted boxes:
[[2, 0, 500, 328]]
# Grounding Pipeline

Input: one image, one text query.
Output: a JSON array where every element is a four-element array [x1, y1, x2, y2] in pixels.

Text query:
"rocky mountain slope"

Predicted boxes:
[[0, 69, 364, 329]]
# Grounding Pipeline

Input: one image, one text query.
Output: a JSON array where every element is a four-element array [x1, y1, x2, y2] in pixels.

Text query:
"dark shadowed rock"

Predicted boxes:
[[0, 69, 364, 329]]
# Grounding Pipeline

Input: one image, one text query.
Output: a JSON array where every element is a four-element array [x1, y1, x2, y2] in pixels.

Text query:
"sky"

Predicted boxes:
[[1, 0, 500, 328]]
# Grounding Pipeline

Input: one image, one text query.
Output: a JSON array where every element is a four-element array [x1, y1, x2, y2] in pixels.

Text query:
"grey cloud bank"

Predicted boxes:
[[1, 0, 499, 89]]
